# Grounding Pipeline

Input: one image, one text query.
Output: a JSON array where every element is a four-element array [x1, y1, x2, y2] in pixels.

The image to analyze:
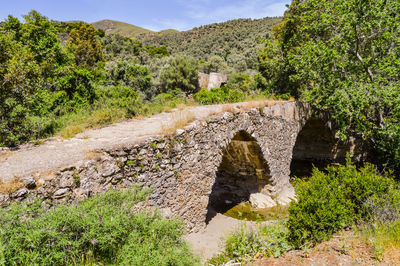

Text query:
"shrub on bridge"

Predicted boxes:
[[287, 157, 400, 248], [193, 86, 245, 105], [0, 187, 199, 265]]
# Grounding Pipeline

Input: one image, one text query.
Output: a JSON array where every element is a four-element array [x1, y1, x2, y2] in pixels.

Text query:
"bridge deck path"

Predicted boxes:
[[0, 101, 282, 182]]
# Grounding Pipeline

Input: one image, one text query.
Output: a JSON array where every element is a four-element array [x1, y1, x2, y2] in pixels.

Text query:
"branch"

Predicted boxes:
[[356, 52, 374, 82]]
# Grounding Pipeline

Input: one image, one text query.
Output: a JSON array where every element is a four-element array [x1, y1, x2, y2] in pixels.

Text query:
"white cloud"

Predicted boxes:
[[143, 18, 192, 31], [145, 0, 290, 31], [184, 0, 289, 23]]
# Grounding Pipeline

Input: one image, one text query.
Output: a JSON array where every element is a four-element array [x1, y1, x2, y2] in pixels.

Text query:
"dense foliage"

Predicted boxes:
[[0, 10, 276, 146], [287, 158, 400, 248], [139, 17, 282, 73], [0, 11, 63, 145], [0, 187, 199, 265], [259, 0, 400, 171], [194, 87, 245, 105], [159, 56, 199, 94]]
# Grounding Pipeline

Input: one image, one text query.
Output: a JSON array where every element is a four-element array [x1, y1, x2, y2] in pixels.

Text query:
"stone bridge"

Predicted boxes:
[[0, 101, 370, 232]]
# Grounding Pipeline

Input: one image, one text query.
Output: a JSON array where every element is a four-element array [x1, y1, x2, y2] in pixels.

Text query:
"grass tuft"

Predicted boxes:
[[160, 110, 196, 136], [0, 177, 25, 194]]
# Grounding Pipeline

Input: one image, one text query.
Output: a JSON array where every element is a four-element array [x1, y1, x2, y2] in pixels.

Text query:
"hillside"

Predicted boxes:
[[92, 19, 154, 38], [137, 17, 282, 63]]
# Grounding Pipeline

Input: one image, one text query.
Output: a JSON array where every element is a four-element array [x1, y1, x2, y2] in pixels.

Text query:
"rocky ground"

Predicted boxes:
[[253, 230, 399, 266], [188, 216, 399, 266], [186, 210, 274, 261]]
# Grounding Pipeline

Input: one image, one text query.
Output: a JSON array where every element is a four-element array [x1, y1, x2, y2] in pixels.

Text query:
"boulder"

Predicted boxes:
[[22, 175, 36, 189], [249, 193, 277, 208]]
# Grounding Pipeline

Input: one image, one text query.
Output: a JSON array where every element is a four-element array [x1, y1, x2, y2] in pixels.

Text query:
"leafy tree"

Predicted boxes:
[[67, 23, 104, 68], [159, 56, 199, 94], [0, 33, 42, 146], [227, 73, 254, 92], [101, 34, 143, 61], [199, 55, 228, 73], [260, 0, 400, 170], [145, 45, 169, 57], [55, 68, 95, 110], [20, 10, 63, 66], [108, 61, 153, 99], [2, 15, 23, 41]]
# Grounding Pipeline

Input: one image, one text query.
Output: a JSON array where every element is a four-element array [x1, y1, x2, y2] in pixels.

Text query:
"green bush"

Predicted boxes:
[[107, 61, 153, 100], [0, 187, 199, 265], [226, 73, 255, 93], [95, 85, 142, 116], [159, 56, 199, 94], [287, 158, 400, 248], [193, 87, 245, 105], [208, 222, 291, 264], [55, 68, 96, 110], [145, 45, 169, 57]]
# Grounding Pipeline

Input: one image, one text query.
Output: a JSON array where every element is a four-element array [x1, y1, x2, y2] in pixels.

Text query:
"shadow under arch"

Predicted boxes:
[[206, 130, 272, 224], [290, 118, 338, 178]]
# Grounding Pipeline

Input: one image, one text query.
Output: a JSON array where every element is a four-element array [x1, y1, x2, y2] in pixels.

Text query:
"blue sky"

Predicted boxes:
[[0, 0, 290, 31]]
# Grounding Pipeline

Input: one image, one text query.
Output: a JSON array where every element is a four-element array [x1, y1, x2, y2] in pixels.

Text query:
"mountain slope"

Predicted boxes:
[[137, 17, 282, 61], [92, 19, 154, 38]]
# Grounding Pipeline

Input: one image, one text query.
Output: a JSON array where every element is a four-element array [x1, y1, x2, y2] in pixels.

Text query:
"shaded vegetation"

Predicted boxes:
[[194, 87, 245, 105]]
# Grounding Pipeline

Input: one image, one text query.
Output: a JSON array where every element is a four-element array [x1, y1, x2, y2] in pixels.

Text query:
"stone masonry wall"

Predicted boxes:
[[0, 102, 324, 232]]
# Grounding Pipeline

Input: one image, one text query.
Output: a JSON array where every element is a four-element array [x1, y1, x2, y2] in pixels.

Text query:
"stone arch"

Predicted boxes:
[[205, 130, 273, 223], [290, 118, 338, 178]]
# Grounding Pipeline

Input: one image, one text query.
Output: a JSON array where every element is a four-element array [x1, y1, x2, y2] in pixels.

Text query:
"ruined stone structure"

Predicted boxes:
[[198, 72, 228, 90], [0, 102, 370, 232]]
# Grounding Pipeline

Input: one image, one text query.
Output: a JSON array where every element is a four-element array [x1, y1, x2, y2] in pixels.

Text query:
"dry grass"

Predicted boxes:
[[135, 115, 145, 120], [240, 101, 265, 110], [0, 177, 24, 194], [177, 103, 189, 110], [160, 111, 196, 136], [61, 125, 85, 139], [85, 150, 104, 160], [221, 104, 238, 113], [358, 222, 400, 261], [58, 108, 127, 139], [0, 151, 13, 162]]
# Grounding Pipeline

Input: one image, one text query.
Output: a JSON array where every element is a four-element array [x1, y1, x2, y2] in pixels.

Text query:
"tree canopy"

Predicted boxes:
[[259, 0, 400, 170]]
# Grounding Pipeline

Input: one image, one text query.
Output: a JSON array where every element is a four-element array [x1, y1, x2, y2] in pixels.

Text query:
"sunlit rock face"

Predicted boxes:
[[198, 72, 227, 90]]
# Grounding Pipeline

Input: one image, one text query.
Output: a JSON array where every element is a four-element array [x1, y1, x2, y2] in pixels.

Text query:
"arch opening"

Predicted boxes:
[[206, 130, 273, 223], [290, 118, 337, 179]]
